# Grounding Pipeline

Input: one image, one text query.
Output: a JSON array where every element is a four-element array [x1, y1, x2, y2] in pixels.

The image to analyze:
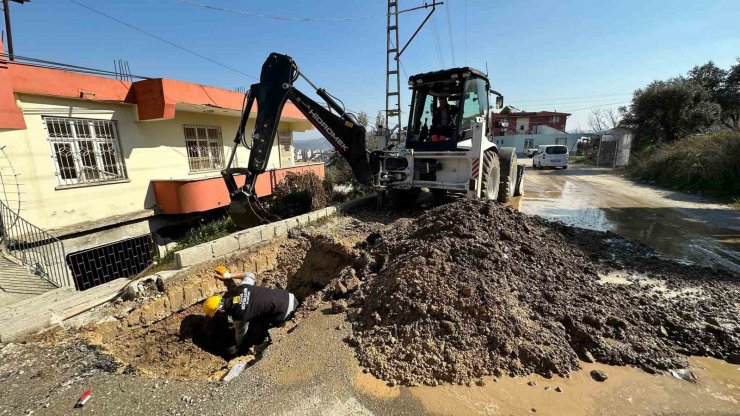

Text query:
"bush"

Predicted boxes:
[[623, 131, 740, 200], [269, 171, 329, 218]]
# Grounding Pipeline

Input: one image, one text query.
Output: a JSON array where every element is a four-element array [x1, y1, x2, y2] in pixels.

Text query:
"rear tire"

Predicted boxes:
[[390, 188, 421, 208], [431, 188, 448, 203], [479, 150, 500, 201], [497, 147, 518, 203], [513, 165, 525, 197]]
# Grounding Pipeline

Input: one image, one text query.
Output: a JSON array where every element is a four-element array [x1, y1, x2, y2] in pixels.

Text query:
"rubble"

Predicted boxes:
[[346, 200, 740, 386]]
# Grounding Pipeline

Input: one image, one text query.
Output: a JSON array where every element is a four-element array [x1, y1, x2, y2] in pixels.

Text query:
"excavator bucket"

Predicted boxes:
[[227, 188, 278, 229]]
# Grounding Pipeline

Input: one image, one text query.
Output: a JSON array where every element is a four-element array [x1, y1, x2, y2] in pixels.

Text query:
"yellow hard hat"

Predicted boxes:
[[203, 295, 223, 317]]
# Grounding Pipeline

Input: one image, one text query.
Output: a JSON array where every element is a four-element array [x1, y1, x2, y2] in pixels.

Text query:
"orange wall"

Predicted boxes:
[[152, 164, 325, 215]]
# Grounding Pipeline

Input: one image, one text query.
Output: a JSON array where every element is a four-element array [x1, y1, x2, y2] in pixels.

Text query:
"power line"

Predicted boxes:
[[444, 1, 456, 66], [68, 0, 257, 80], [173, 0, 384, 22], [430, 13, 445, 67], [560, 101, 630, 112], [464, 0, 468, 64], [507, 93, 631, 104]]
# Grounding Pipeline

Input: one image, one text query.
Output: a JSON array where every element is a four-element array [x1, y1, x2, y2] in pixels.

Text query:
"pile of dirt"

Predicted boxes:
[[344, 200, 740, 386]]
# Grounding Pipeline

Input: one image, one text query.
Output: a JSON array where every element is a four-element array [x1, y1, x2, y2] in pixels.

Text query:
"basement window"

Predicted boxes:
[[44, 117, 128, 187], [66, 234, 156, 290], [184, 125, 224, 172]]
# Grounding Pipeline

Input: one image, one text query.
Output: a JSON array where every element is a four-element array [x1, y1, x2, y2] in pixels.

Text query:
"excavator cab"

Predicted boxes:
[[405, 68, 494, 151]]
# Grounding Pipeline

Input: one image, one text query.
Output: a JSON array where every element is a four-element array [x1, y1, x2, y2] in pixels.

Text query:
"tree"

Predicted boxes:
[[587, 107, 621, 132], [721, 59, 740, 130], [620, 77, 720, 145], [688, 60, 740, 130], [356, 111, 369, 129]]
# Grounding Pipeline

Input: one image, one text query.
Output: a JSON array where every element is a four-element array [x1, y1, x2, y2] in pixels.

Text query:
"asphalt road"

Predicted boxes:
[[518, 158, 740, 273]]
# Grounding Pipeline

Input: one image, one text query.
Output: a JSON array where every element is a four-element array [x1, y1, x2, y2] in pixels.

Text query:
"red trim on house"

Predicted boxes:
[[152, 164, 325, 214], [0, 59, 26, 129], [0, 40, 306, 128]]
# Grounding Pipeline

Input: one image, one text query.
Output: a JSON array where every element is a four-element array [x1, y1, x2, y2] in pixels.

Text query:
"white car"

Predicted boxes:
[[533, 145, 568, 169], [524, 148, 538, 158]]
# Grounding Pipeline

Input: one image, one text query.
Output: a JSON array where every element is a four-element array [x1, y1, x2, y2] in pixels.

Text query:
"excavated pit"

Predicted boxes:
[[81, 231, 359, 381]]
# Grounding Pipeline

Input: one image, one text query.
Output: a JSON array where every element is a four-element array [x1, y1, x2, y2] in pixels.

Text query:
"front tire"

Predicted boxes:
[[480, 150, 500, 201], [390, 188, 421, 208], [497, 148, 518, 203]]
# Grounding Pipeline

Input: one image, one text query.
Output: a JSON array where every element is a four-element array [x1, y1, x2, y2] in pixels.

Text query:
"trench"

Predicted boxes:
[[83, 233, 357, 381]]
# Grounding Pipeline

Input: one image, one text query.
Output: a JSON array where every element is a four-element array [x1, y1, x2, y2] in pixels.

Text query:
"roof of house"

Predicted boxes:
[[494, 106, 571, 117], [0, 42, 308, 130]]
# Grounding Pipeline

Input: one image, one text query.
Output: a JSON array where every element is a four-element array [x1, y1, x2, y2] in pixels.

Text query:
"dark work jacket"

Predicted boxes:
[[223, 284, 290, 325]]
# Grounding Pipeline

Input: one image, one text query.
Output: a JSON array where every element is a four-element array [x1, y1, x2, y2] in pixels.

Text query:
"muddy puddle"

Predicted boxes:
[[80, 230, 360, 381], [522, 166, 740, 272], [410, 357, 740, 415]]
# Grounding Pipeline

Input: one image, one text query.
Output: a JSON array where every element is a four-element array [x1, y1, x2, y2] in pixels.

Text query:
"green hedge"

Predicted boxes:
[[624, 131, 740, 200]]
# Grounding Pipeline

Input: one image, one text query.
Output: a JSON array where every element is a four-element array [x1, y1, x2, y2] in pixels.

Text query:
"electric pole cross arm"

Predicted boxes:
[[222, 53, 371, 228]]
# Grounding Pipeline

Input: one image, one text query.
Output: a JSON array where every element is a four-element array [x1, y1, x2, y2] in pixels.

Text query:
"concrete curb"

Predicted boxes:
[[174, 194, 376, 269]]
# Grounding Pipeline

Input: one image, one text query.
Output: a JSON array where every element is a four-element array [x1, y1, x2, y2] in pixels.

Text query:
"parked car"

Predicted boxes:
[[524, 147, 538, 158], [533, 145, 569, 169]]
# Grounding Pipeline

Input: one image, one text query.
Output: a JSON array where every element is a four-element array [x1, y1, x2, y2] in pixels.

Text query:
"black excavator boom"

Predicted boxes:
[[222, 53, 371, 228]]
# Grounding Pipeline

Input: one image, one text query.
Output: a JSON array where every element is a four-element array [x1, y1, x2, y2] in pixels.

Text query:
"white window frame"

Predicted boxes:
[[524, 138, 534, 149], [184, 125, 225, 173], [43, 116, 128, 188], [555, 138, 567, 145]]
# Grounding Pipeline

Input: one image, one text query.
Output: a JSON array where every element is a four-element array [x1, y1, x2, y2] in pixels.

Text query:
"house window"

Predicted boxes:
[[184, 125, 224, 172], [551, 115, 560, 123], [555, 138, 567, 145], [524, 138, 534, 149], [519, 125, 525, 131], [44, 117, 127, 187]]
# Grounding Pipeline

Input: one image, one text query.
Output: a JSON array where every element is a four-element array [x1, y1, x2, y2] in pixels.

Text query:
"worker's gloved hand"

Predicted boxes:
[[214, 265, 232, 280]]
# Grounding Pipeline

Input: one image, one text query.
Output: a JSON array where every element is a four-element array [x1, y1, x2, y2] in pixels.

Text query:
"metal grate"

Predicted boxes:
[[184, 125, 224, 172], [0, 199, 70, 287], [43, 116, 128, 187], [66, 234, 156, 291]]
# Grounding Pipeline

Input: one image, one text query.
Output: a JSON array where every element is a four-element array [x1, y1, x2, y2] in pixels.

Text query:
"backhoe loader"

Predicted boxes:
[[221, 53, 521, 228]]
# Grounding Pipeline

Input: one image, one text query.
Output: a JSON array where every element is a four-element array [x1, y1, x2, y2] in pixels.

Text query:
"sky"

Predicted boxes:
[[8, 0, 740, 139]]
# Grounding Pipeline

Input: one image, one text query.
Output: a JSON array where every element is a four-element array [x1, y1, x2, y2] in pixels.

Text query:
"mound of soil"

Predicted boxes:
[[346, 200, 740, 386]]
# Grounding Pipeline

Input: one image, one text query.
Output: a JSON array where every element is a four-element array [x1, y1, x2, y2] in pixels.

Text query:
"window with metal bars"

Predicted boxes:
[[43, 117, 128, 187], [184, 125, 224, 172], [66, 234, 156, 291]]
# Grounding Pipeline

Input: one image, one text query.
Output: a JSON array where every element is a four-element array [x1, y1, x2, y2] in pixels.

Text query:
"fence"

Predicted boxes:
[[0, 200, 71, 288]]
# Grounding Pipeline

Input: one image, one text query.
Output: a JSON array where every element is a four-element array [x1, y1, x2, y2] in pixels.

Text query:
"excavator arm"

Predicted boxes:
[[222, 53, 371, 228]]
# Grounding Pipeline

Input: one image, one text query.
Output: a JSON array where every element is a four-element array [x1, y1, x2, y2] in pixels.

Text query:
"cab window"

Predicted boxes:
[[461, 78, 489, 121]]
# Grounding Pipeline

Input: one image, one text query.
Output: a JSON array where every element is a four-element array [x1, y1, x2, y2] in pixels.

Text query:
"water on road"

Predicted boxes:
[[520, 161, 740, 272]]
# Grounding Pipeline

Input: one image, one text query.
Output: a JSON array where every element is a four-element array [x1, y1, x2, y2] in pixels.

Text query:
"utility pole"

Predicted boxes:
[[2, 0, 29, 61], [384, 0, 442, 147]]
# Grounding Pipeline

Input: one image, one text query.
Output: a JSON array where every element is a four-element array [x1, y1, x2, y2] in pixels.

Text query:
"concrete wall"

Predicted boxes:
[[492, 133, 581, 156], [0, 94, 307, 230]]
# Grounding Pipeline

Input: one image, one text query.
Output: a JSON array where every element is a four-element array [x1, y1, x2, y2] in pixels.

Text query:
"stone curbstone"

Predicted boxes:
[[236, 229, 262, 250], [172, 194, 372, 270], [273, 221, 288, 236], [211, 236, 239, 257]]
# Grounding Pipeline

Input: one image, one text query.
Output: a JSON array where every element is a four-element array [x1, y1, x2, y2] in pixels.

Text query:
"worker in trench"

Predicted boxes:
[[202, 266, 299, 355]]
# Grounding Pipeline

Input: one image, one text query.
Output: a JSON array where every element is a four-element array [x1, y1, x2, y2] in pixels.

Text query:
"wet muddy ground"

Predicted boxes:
[[520, 159, 740, 272], [1, 168, 739, 415]]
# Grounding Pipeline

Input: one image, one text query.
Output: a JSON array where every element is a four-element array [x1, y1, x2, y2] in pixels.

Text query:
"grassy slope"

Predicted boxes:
[[624, 131, 740, 204]]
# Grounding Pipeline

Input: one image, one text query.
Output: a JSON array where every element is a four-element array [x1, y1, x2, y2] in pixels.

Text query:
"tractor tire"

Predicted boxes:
[[514, 165, 525, 197], [497, 147, 518, 203], [390, 188, 421, 209], [479, 150, 500, 201], [431, 188, 448, 203]]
